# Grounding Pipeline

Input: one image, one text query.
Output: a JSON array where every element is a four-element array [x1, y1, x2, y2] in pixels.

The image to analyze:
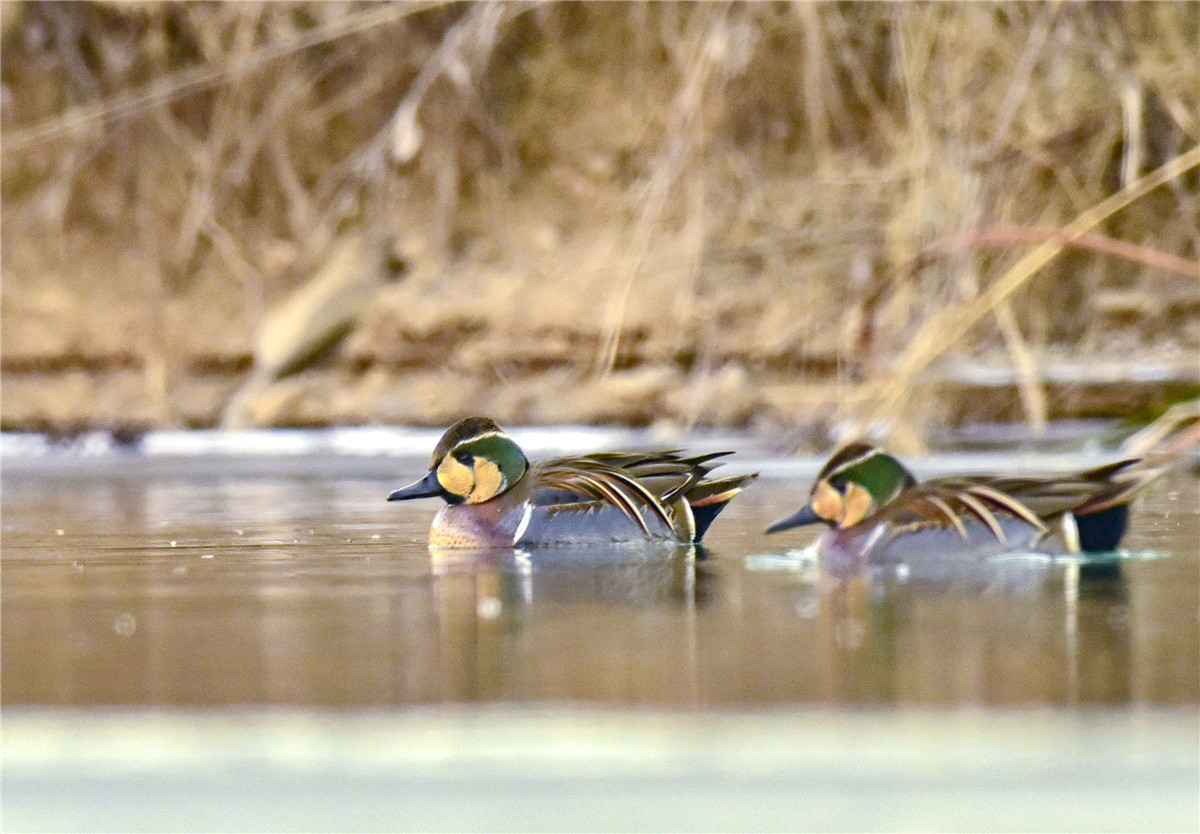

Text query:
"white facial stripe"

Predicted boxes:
[[828, 447, 880, 480], [453, 430, 508, 452]]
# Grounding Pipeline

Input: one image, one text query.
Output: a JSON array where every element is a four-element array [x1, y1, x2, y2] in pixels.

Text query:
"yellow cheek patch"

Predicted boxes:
[[811, 480, 845, 525], [437, 456, 474, 499], [468, 458, 505, 504], [841, 482, 874, 528]]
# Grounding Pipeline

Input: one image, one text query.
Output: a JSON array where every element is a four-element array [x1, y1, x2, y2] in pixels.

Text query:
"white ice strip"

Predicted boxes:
[[140, 429, 318, 457], [0, 433, 51, 458], [0, 423, 1144, 480], [938, 359, 1199, 386], [328, 427, 450, 457]]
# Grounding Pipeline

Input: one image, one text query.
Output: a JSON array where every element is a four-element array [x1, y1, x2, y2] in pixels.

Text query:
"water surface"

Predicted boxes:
[[4, 442, 1197, 708]]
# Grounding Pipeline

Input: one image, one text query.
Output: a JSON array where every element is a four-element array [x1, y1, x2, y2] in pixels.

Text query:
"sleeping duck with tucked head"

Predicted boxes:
[[388, 417, 757, 548]]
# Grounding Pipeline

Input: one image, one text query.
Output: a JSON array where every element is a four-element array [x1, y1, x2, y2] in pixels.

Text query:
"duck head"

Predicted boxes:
[[765, 442, 918, 533], [387, 417, 530, 505]]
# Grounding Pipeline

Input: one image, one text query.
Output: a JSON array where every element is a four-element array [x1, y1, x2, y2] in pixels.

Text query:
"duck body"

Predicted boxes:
[[930, 461, 1141, 553], [390, 417, 756, 548], [766, 443, 1167, 565], [430, 499, 680, 548], [811, 488, 1056, 572]]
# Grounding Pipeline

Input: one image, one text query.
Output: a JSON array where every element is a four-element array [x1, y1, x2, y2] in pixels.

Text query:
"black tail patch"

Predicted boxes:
[[1075, 503, 1131, 552]]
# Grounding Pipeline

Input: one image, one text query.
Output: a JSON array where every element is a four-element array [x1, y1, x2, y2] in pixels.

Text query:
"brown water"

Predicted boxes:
[[3, 455, 1198, 708]]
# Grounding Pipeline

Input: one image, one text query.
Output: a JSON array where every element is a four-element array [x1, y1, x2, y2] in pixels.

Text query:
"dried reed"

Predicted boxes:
[[2, 2, 1197, 434]]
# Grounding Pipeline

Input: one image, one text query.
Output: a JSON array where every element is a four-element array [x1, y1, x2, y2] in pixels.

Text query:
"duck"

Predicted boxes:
[[764, 441, 1175, 566], [388, 416, 757, 548]]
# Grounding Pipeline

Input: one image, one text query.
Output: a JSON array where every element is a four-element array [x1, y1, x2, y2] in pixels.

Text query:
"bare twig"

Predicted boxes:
[[3, 3, 440, 152], [595, 5, 731, 376], [903, 225, 1200, 281], [993, 301, 1047, 434], [308, 1, 517, 249]]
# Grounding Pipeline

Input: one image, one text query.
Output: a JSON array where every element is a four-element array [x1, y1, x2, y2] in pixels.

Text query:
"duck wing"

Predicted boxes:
[[532, 456, 676, 535], [933, 459, 1148, 521], [873, 481, 1047, 545], [573, 451, 736, 500], [531, 451, 740, 537]]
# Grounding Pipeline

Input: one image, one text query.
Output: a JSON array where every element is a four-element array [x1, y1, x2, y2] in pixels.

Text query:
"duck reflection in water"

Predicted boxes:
[[430, 544, 715, 613], [426, 544, 717, 702], [748, 544, 1136, 704]]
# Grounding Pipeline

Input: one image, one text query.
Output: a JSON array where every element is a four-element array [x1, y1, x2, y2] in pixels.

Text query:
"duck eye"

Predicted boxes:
[[454, 451, 472, 466]]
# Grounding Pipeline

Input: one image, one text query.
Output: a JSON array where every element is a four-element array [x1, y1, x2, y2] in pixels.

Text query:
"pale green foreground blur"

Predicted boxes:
[[6, 709, 1196, 832], [2, 434, 1198, 831]]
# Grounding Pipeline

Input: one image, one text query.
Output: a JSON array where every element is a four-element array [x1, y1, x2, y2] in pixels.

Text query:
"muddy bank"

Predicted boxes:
[[3, 232, 1195, 440]]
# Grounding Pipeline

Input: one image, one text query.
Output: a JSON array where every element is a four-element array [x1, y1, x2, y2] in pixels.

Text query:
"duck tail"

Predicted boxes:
[[1096, 400, 1200, 496], [1120, 400, 1200, 471], [686, 473, 758, 540], [1070, 403, 1200, 552]]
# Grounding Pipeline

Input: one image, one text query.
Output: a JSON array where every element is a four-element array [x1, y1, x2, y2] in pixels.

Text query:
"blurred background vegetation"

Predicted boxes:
[[2, 1, 1197, 447]]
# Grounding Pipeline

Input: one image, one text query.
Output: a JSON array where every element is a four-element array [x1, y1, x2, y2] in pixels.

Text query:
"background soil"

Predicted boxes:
[[2, 2, 1197, 448]]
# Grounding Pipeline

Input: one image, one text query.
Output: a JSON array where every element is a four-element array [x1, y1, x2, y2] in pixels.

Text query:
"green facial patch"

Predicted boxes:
[[836, 450, 917, 508], [453, 432, 529, 498]]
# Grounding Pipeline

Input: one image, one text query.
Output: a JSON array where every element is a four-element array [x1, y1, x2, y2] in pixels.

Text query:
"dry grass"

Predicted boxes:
[[2, 2, 1198, 438], [864, 144, 1200, 437]]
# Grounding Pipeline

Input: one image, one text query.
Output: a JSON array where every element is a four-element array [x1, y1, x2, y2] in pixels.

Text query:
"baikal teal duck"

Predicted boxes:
[[388, 417, 756, 548], [765, 441, 1181, 568]]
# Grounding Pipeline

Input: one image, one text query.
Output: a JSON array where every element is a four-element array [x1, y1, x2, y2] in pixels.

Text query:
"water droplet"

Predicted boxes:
[[1105, 605, 1129, 629], [833, 618, 866, 649], [476, 597, 502, 620], [55, 529, 65, 536], [202, 553, 214, 559], [795, 597, 819, 619], [113, 613, 137, 637]]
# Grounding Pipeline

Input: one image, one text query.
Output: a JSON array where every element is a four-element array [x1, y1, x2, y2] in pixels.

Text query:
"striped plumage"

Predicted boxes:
[[388, 417, 756, 548], [765, 442, 1175, 563]]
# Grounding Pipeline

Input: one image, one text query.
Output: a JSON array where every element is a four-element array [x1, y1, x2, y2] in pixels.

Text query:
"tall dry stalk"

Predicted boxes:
[[861, 144, 1200, 436]]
